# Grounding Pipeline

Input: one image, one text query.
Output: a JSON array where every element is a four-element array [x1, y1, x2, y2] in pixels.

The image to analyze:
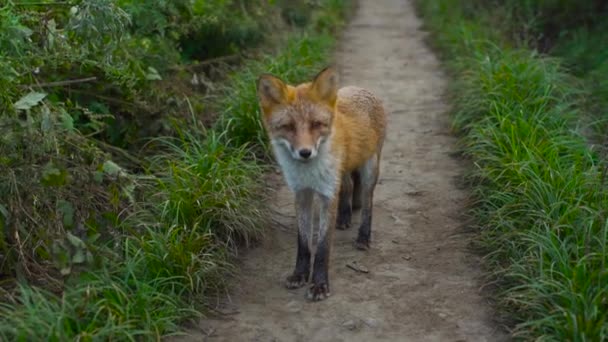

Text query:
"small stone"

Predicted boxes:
[[390, 214, 405, 225], [402, 255, 412, 261], [364, 318, 379, 328], [346, 261, 369, 273], [356, 264, 369, 273], [286, 300, 302, 313], [342, 319, 360, 331]]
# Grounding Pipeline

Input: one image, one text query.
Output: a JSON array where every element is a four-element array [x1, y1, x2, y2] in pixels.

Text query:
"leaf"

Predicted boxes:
[[86, 251, 94, 262], [60, 266, 72, 276], [72, 249, 85, 263], [57, 200, 75, 227], [41, 164, 68, 186], [0, 204, 8, 231], [145, 66, 162, 81], [0, 204, 8, 219], [59, 109, 74, 130], [47, 19, 57, 49], [102, 160, 123, 176], [93, 171, 103, 184], [66, 232, 84, 248], [123, 183, 136, 203], [41, 107, 53, 132], [13, 92, 47, 110], [16, 25, 33, 39], [88, 233, 100, 243]]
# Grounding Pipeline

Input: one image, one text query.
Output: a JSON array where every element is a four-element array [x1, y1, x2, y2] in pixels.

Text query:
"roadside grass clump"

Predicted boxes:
[[0, 127, 268, 340], [416, 0, 608, 340], [0, 126, 264, 339], [150, 127, 268, 249], [550, 21, 608, 139], [0, 234, 204, 340]]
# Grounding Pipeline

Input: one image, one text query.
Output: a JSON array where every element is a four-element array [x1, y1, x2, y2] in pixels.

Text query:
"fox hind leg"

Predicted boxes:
[[351, 170, 362, 211], [336, 174, 353, 230], [355, 154, 380, 251]]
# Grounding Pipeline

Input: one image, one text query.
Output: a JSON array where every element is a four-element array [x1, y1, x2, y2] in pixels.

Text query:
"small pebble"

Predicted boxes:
[[364, 318, 379, 328], [286, 300, 302, 313], [341, 319, 360, 331], [346, 261, 369, 273]]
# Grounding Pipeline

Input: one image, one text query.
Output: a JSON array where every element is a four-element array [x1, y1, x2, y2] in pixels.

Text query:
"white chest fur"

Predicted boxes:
[[271, 139, 339, 198]]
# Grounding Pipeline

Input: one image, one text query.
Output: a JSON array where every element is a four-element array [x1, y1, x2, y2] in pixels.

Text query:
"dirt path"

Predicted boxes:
[[175, 0, 508, 341]]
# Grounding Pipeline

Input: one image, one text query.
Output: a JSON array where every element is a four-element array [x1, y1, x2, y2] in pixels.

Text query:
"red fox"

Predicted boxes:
[[256, 67, 386, 301]]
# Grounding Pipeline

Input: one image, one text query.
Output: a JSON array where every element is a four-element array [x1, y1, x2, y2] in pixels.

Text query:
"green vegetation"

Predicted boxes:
[[415, 0, 608, 340], [0, 0, 351, 339]]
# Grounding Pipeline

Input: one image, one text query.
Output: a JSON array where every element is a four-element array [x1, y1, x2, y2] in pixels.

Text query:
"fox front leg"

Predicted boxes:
[[307, 192, 337, 301], [286, 189, 313, 289]]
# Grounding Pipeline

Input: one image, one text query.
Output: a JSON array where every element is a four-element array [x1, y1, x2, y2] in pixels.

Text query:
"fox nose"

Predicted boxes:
[[298, 149, 312, 159]]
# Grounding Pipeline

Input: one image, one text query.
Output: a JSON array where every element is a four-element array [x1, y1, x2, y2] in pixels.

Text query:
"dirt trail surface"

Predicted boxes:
[[174, 0, 508, 341]]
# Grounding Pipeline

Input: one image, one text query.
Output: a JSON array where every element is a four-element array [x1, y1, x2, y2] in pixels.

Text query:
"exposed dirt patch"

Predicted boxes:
[[171, 0, 509, 341]]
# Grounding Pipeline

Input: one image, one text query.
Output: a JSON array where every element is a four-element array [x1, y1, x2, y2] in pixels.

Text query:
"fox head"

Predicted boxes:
[[256, 67, 338, 162]]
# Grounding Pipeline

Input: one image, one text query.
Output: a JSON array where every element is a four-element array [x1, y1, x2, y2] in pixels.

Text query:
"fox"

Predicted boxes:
[[256, 66, 386, 301]]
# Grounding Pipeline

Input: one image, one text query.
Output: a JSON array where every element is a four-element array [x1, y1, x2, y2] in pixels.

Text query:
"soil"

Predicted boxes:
[[170, 0, 509, 341]]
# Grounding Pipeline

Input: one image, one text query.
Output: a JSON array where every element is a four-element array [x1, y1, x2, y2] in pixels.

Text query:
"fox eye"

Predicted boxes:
[[280, 123, 295, 131], [311, 121, 326, 129]]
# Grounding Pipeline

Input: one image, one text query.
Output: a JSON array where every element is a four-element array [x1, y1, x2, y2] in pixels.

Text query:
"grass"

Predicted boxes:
[[549, 20, 608, 141], [0, 236, 203, 340], [416, 1, 608, 340], [151, 128, 267, 246], [0, 1, 353, 340], [0, 127, 263, 340]]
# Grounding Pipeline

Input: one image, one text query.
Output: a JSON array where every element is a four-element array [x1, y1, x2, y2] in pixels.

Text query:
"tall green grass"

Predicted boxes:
[[416, 1, 608, 340], [550, 21, 608, 139], [0, 131, 264, 340]]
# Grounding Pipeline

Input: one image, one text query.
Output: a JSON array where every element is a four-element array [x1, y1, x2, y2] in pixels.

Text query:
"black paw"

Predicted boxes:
[[336, 216, 351, 230], [354, 236, 370, 251], [285, 273, 308, 289], [306, 283, 330, 301], [336, 207, 352, 230]]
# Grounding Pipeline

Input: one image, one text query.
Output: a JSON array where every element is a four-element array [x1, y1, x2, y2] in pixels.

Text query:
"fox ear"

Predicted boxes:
[[257, 74, 288, 114], [311, 66, 339, 105]]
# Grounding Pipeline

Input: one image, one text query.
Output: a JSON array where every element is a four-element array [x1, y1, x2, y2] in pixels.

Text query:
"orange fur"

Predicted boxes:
[[256, 66, 386, 301]]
